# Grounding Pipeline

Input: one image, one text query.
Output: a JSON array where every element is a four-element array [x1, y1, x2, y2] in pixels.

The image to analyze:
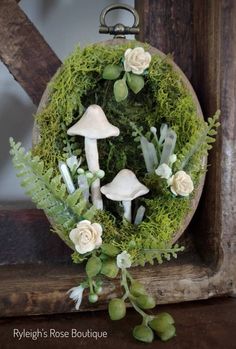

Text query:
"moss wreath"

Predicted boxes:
[[10, 39, 219, 343]]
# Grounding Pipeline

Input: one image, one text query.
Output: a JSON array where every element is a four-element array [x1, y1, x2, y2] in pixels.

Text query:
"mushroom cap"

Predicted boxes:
[[101, 169, 149, 201], [67, 104, 120, 139]]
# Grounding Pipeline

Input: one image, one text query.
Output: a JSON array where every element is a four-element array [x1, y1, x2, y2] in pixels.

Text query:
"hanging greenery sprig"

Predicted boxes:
[[103, 47, 151, 102]]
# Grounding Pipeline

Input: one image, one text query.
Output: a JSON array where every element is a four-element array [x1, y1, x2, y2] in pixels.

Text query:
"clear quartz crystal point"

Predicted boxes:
[[141, 136, 158, 173], [134, 205, 146, 225], [58, 161, 75, 194], [77, 174, 89, 201], [160, 129, 177, 165], [158, 123, 168, 145]]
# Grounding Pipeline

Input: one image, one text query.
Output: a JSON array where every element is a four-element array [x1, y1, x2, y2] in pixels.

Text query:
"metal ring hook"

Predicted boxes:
[[99, 3, 140, 38]]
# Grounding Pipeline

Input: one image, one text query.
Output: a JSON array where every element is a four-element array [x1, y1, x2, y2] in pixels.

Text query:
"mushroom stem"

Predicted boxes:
[[122, 200, 132, 222], [84, 138, 103, 210]]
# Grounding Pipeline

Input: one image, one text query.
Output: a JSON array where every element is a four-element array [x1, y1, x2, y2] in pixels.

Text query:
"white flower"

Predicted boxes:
[[169, 154, 177, 166], [168, 170, 194, 197], [117, 251, 132, 269], [67, 285, 85, 310], [66, 155, 81, 171], [155, 163, 172, 179], [150, 126, 157, 134], [124, 47, 151, 75], [69, 220, 102, 254], [95, 169, 105, 179]]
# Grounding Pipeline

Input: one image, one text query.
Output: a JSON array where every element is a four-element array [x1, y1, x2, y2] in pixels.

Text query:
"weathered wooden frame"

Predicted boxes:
[[0, 0, 235, 317]]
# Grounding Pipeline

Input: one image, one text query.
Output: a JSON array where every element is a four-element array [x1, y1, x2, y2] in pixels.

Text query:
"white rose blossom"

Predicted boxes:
[[69, 220, 102, 254], [67, 285, 85, 310], [155, 163, 172, 179], [117, 251, 132, 269], [168, 170, 194, 197], [124, 47, 152, 75]]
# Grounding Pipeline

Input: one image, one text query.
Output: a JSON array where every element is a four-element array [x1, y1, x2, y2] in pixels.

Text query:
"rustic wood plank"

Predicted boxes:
[[192, 0, 222, 266], [1, 298, 235, 349], [135, 0, 193, 79], [0, 250, 233, 317], [0, 255, 221, 317], [0, 0, 61, 105], [192, 0, 236, 283]]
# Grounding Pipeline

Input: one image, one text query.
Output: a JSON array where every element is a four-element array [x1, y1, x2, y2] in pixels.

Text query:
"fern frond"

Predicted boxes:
[[140, 243, 185, 266], [10, 138, 96, 248], [175, 110, 220, 171]]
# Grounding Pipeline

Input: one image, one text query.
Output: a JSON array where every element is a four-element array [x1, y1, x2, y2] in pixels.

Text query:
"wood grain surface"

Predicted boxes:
[[135, 0, 193, 79], [0, 249, 233, 317], [0, 298, 235, 349], [0, 0, 61, 105], [192, 0, 236, 268]]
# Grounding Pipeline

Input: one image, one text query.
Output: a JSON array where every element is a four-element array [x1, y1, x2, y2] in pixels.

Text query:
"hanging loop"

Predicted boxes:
[[99, 3, 140, 38]]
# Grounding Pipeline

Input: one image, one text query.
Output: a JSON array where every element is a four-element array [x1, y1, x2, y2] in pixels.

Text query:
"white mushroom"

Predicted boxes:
[[67, 105, 120, 210], [101, 169, 149, 222]]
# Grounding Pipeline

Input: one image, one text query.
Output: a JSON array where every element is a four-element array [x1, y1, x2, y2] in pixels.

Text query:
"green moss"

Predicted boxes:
[[33, 41, 214, 265], [34, 42, 203, 177]]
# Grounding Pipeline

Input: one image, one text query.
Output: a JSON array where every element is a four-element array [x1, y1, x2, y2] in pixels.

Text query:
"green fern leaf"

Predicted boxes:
[[10, 138, 96, 248], [175, 110, 220, 171]]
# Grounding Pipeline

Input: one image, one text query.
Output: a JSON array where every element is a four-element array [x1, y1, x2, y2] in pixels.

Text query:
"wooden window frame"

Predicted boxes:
[[0, 0, 235, 317]]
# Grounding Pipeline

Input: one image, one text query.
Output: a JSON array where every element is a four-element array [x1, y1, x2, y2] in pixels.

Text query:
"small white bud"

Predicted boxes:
[[155, 163, 172, 179], [86, 172, 94, 179], [96, 169, 105, 179], [77, 168, 85, 174], [169, 154, 177, 165]]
